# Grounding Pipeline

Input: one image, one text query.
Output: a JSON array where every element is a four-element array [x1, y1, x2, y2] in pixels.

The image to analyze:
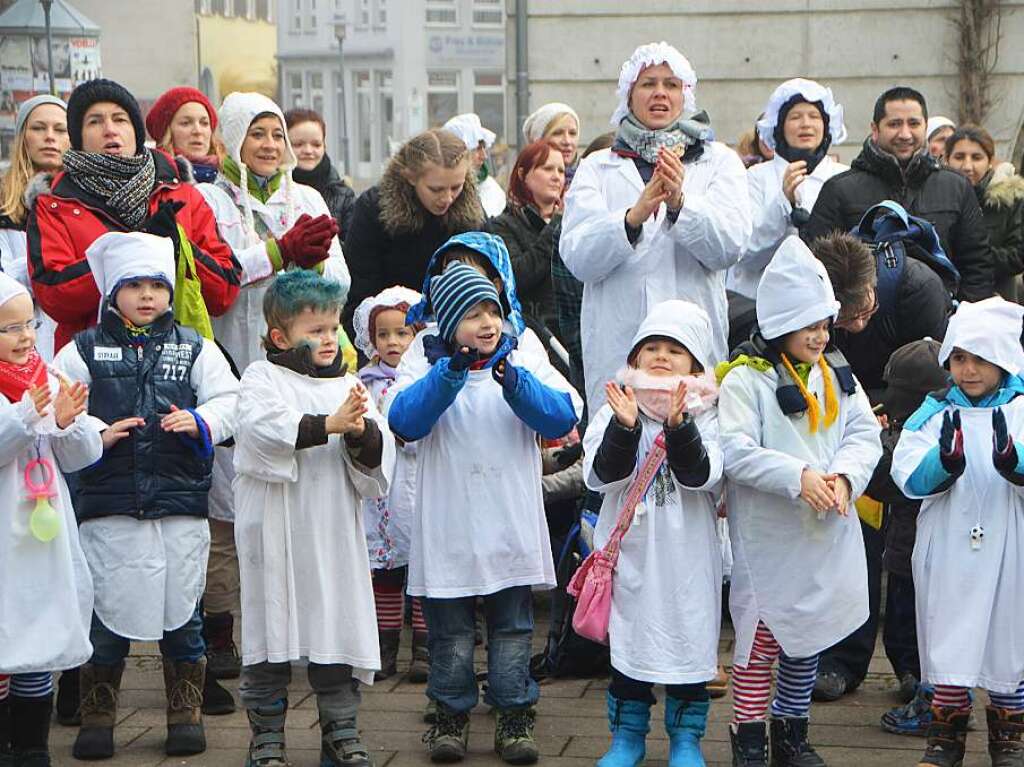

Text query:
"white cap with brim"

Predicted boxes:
[[938, 297, 1024, 376], [756, 236, 840, 341], [85, 231, 175, 320], [629, 299, 713, 373]]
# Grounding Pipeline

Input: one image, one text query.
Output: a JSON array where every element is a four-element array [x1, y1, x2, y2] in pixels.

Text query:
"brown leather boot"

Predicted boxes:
[[988, 705, 1024, 767], [918, 705, 970, 767], [72, 662, 124, 760], [163, 657, 207, 756]]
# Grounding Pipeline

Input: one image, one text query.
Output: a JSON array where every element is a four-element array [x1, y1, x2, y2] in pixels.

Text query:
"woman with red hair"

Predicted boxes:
[[488, 140, 566, 332]]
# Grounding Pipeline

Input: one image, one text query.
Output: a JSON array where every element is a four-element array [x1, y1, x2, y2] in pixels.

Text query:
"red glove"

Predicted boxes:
[[276, 214, 339, 269]]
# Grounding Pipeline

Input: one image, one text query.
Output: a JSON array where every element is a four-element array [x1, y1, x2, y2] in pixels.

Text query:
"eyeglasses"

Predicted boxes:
[[0, 319, 42, 336], [836, 297, 879, 327]]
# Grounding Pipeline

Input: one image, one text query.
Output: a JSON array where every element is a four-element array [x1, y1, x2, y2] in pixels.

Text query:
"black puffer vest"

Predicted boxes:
[[76, 309, 211, 522]]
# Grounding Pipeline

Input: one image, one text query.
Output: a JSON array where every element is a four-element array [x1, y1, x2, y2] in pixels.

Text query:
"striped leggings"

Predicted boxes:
[[732, 621, 819, 723], [934, 682, 1024, 711], [372, 566, 426, 632], [0, 672, 53, 700]]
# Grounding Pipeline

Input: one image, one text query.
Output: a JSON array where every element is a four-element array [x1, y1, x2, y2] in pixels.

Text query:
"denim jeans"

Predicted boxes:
[[89, 605, 205, 666], [422, 585, 538, 713]]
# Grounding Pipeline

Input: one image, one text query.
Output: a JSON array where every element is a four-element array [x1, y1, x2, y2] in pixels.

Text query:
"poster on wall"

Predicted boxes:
[[31, 36, 72, 93], [0, 36, 32, 132]]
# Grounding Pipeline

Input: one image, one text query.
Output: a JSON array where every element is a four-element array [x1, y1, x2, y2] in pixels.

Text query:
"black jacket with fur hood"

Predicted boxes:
[[342, 164, 484, 329], [977, 162, 1024, 302]]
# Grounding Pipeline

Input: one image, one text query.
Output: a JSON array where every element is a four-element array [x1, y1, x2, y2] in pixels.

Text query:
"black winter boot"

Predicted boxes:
[[918, 705, 969, 767], [375, 630, 401, 682], [769, 717, 825, 767], [730, 721, 768, 767], [55, 668, 80, 726], [0, 696, 11, 765], [202, 671, 236, 716], [987, 706, 1024, 767], [203, 611, 241, 680], [9, 694, 53, 767], [408, 631, 430, 684]]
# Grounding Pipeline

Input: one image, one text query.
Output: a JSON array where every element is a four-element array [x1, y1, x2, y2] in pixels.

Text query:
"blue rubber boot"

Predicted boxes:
[[597, 693, 650, 767], [664, 697, 708, 767]]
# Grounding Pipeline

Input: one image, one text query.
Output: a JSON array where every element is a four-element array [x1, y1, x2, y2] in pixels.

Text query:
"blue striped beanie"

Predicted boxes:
[[429, 262, 503, 343]]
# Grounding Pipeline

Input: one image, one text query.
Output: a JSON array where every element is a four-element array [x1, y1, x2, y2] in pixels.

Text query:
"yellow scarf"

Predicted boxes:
[[779, 353, 838, 433]]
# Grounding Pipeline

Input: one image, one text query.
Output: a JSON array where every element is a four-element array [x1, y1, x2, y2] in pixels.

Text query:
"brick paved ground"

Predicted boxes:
[[47, 607, 988, 766]]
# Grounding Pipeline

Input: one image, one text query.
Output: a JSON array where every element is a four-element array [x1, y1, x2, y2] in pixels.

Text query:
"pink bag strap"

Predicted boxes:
[[601, 432, 667, 563]]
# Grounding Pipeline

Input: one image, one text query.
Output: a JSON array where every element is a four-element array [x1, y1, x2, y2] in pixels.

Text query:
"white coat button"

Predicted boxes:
[[73, 208, 81, 215], [50, 202, 57, 209]]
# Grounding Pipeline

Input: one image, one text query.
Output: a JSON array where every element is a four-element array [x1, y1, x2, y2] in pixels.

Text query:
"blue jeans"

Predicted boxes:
[[422, 586, 539, 714], [89, 606, 205, 666]]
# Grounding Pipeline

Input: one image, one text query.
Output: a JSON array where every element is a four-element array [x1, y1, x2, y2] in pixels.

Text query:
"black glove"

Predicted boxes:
[[491, 358, 519, 394], [992, 407, 1018, 474], [939, 409, 965, 476], [552, 440, 583, 470], [141, 200, 185, 241], [448, 346, 482, 373]]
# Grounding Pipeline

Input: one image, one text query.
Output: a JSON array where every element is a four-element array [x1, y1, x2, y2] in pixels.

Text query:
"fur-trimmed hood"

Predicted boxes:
[[984, 161, 1024, 210], [377, 160, 484, 236], [23, 171, 55, 212]]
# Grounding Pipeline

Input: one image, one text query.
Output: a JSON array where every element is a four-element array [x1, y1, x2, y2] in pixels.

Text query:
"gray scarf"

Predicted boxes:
[[615, 111, 714, 164], [62, 149, 156, 229]]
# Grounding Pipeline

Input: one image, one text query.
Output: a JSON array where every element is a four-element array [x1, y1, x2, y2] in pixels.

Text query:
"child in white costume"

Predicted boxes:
[[584, 299, 723, 767], [352, 285, 429, 681], [718, 236, 881, 766], [0, 271, 99, 765], [891, 297, 1024, 767], [234, 269, 393, 767]]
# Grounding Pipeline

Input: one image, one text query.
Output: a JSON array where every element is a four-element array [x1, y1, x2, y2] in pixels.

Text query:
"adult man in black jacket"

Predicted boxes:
[[804, 86, 994, 301]]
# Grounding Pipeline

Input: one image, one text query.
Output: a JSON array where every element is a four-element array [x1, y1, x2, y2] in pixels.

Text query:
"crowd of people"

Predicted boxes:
[[0, 36, 1022, 767]]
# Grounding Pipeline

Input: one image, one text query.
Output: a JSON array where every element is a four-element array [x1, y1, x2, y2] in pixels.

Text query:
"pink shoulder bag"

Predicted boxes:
[[567, 432, 667, 645]]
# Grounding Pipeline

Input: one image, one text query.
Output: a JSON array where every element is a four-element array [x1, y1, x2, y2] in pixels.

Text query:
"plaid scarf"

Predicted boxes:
[[62, 149, 156, 229], [614, 111, 714, 165]]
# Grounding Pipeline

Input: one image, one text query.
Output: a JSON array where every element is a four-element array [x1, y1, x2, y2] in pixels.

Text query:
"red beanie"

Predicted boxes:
[[145, 87, 218, 142]]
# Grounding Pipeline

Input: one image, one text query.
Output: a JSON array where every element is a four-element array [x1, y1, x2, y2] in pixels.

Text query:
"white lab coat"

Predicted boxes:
[[478, 176, 507, 219], [560, 144, 751, 414], [892, 399, 1024, 693], [729, 154, 849, 300], [388, 327, 582, 599], [233, 361, 392, 682], [198, 178, 351, 522], [719, 363, 881, 664], [0, 228, 58, 362], [54, 335, 239, 640], [585, 405, 723, 684], [0, 376, 101, 673]]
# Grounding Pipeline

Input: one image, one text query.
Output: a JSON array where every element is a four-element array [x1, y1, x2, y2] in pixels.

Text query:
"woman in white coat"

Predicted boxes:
[[443, 113, 507, 218], [892, 297, 1024, 767], [729, 79, 849, 301], [717, 236, 880, 766], [583, 299, 723, 767], [560, 41, 751, 415]]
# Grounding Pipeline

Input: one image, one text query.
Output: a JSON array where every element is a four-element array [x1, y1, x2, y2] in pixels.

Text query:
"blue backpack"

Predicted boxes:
[[850, 201, 960, 316]]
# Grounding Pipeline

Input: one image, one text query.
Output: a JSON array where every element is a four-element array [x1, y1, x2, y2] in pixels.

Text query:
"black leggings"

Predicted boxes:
[[609, 667, 709, 705]]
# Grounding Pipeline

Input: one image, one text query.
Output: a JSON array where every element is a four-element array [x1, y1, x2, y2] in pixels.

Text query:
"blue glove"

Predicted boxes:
[[492, 358, 519, 393], [449, 346, 483, 373]]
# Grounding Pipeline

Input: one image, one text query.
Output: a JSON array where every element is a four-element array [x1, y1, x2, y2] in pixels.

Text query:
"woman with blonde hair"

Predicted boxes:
[[523, 102, 581, 186], [146, 87, 225, 183], [0, 94, 67, 362], [343, 127, 485, 330]]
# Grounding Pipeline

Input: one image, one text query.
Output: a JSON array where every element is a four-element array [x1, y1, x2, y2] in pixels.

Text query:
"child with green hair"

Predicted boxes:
[[233, 268, 394, 767]]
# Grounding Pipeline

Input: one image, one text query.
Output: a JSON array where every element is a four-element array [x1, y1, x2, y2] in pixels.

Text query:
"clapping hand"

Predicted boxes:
[[53, 377, 88, 429], [654, 146, 685, 211], [327, 384, 368, 437], [939, 409, 965, 475], [665, 380, 689, 428], [161, 404, 199, 438], [605, 382, 638, 429], [28, 383, 51, 418]]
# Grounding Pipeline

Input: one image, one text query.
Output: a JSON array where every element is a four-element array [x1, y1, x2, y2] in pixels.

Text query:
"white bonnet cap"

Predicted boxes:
[[756, 78, 847, 150], [611, 41, 697, 126]]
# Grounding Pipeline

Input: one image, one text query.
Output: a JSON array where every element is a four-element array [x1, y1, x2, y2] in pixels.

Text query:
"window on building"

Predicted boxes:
[[308, 0, 318, 30], [290, 0, 302, 31], [289, 72, 304, 108], [427, 70, 459, 128], [472, 0, 503, 26], [223, 0, 235, 17], [309, 71, 325, 116], [473, 71, 504, 142], [375, 0, 387, 27], [355, 71, 373, 164], [256, 0, 270, 21], [356, 0, 370, 27], [377, 70, 393, 159], [425, 0, 457, 26], [195, 0, 210, 14], [210, 0, 226, 13]]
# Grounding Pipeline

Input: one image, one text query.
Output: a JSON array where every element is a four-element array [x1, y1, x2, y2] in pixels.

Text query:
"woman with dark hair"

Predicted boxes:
[[487, 139, 566, 332], [945, 125, 1024, 302], [285, 108, 357, 237]]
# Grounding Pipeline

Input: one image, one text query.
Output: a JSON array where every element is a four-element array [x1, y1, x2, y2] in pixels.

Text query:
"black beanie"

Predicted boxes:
[[67, 78, 146, 154]]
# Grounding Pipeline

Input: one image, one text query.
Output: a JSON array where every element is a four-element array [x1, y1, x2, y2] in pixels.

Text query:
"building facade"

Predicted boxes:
[[196, 0, 277, 104], [277, 0, 508, 182]]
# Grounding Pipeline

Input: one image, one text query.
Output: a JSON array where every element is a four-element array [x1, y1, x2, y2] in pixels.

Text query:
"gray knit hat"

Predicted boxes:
[[429, 262, 502, 343], [15, 94, 67, 135]]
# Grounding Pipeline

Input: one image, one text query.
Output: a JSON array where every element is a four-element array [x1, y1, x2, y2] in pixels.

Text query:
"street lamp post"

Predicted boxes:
[[333, 16, 350, 176], [40, 0, 55, 95]]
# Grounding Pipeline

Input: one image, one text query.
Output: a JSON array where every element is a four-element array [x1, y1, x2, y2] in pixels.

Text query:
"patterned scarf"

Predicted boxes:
[[62, 149, 156, 229], [0, 349, 47, 404], [615, 111, 714, 165]]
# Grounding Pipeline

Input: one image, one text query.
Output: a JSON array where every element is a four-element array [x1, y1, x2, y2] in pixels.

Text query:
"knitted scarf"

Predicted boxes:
[[615, 111, 714, 165], [292, 154, 332, 197], [0, 349, 47, 404], [62, 149, 156, 229]]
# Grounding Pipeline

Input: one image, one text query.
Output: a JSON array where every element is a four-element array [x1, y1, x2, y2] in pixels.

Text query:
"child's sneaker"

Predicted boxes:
[[423, 702, 469, 763], [882, 684, 934, 736], [245, 699, 288, 767], [320, 723, 373, 767], [494, 708, 539, 765]]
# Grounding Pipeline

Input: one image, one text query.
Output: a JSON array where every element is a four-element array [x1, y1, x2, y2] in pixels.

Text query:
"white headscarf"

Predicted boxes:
[[611, 42, 698, 126], [444, 114, 496, 150], [756, 78, 847, 151], [756, 236, 840, 341], [218, 91, 298, 246], [85, 231, 176, 320], [522, 102, 580, 144], [939, 297, 1024, 376], [926, 116, 956, 141], [352, 285, 423, 359], [0, 272, 29, 310]]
